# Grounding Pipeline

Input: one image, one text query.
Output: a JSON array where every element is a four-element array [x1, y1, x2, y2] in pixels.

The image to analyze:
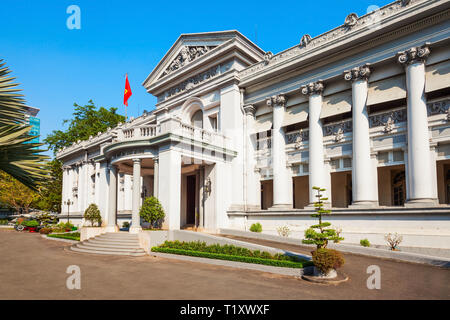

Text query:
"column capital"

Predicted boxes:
[[397, 43, 430, 66], [301, 80, 324, 96], [344, 63, 371, 82], [132, 158, 141, 163], [153, 157, 159, 164], [243, 104, 256, 116], [266, 94, 287, 108]]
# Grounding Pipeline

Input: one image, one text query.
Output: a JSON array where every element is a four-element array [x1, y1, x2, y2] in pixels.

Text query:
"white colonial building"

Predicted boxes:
[[57, 0, 450, 249]]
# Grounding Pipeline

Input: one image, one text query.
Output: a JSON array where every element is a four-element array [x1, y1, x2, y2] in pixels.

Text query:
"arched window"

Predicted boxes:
[[191, 110, 203, 128]]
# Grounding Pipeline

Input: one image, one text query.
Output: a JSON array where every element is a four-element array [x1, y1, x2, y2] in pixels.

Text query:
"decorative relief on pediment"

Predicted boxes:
[[263, 52, 273, 65], [239, 0, 422, 79], [160, 45, 217, 78]]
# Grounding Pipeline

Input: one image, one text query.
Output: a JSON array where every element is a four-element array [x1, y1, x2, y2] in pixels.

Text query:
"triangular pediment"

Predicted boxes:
[[142, 30, 265, 92]]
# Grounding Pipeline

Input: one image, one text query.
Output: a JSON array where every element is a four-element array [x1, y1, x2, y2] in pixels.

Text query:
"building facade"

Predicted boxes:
[[57, 0, 450, 248]]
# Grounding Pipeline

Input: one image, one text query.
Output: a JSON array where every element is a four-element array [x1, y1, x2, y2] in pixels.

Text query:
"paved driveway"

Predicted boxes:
[[0, 229, 448, 299]]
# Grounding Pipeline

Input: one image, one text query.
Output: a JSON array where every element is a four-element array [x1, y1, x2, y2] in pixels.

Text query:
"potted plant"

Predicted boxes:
[[302, 187, 344, 278], [385, 233, 403, 251], [83, 203, 102, 227]]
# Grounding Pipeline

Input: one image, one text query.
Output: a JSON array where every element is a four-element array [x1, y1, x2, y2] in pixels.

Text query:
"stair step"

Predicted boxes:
[[83, 241, 141, 249], [76, 243, 144, 253], [89, 238, 139, 245], [70, 246, 145, 257], [98, 234, 139, 239]]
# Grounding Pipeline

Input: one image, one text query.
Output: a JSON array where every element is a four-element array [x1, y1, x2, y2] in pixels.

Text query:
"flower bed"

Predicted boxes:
[[151, 241, 312, 269], [47, 232, 80, 241]]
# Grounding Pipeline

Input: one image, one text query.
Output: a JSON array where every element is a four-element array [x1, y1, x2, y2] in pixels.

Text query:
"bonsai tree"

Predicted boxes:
[[303, 187, 345, 277], [302, 187, 343, 248], [83, 203, 102, 227], [139, 196, 165, 229]]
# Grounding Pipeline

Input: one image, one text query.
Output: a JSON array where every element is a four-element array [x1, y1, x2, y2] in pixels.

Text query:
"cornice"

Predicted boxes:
[[239, 0, 448, 87], [243, 8, 450, 105]]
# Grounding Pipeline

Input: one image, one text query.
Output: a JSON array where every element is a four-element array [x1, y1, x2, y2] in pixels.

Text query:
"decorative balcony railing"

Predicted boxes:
[[119, 117, 230, 149]]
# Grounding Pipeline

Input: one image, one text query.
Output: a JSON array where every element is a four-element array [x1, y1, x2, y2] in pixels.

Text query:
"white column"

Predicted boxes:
[[220, 84, 244, 210], [344, 64, 378, 207], [267, 94, 292, 209], [106, 164, 118, 232], [153, 158, 159, 199], [301, 81, 329, 204], [398, 44, 437, 206], [130, 158, 142, 233], [243, 105, 260, 210], [158, 149, 181, 230]]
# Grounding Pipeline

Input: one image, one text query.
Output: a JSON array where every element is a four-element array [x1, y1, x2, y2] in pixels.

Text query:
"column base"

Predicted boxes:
[[404, 198, 438, 208], [348, 201, 379, 209], [105, 225, 119, 233], [245, 204, 261, 211], [268, 204, 293, 210], [228, 204, 245, 211], [129, 226, 142, 234]]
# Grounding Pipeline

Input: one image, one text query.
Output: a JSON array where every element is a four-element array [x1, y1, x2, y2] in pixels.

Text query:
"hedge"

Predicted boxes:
[[47, 232, 80, 241], [158, 240, 302, 262], [151, 247, 313, 269]]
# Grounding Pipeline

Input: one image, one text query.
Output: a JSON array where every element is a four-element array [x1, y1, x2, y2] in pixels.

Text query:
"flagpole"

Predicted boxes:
[[125, 73, 128, 122]]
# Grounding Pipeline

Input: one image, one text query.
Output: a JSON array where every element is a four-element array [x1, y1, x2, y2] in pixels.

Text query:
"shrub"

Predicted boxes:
[[39, 227, 52, 234], [23, 220, 39, 228], [0, 219, 8, 225], [311, 248, 345, 274], [277, 225, 291, 237], [52, 222, 75, 233], [157, 240, 304, 263], [140, 197, 165, 228], [84, 203, 102, 227], [249, 223, 262, 233], [302, 187, 343, 249], [48, 232, 80, 241], [151, 247, 312, 269], [385, 233, 403, 250], [122, 221, 130, 229], [36, 212, 58, 226], [360, 239, 370, 247]]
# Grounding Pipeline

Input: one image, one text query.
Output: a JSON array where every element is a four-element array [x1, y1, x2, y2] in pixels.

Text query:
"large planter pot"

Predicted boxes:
[[312, 266, 337, 279], [28, 227, 37, 233]]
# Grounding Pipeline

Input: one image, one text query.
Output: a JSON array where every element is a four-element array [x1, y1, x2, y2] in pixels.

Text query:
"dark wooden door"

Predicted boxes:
[[186, 175, 196, 225]]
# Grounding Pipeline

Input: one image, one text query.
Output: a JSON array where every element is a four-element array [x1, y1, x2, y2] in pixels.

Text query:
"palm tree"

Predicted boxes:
[[0, 59, 48, 190]]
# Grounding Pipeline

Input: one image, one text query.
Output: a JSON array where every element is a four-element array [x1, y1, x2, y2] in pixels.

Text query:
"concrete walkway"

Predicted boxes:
[[0, 229, 448, 299]]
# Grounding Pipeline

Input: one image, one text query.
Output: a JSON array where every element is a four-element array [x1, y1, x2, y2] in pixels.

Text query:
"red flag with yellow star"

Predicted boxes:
[[124, 74, 132, 106]]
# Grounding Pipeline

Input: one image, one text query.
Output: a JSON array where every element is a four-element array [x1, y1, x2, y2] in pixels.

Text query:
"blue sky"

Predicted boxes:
[[1, 0, 391, 156]]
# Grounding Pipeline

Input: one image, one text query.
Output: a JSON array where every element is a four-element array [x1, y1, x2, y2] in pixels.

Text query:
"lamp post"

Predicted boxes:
[[64, 199, 73, 223]]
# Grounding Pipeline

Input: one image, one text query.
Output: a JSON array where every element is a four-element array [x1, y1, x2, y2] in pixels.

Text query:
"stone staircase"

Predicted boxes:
[[70, 232, 146, 256]]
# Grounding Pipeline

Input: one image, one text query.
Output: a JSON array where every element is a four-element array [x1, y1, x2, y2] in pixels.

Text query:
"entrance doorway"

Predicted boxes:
[[186, 175, 196, 225]]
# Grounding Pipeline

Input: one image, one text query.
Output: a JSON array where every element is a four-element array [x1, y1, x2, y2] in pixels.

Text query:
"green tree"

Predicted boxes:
[[140, 197, 165, 228], [0, 171, 39, 214], [0, 59, 48, 190], [44, 100, 125, 154], [33, 159, 62, 213], [302, 187, 343, 249]]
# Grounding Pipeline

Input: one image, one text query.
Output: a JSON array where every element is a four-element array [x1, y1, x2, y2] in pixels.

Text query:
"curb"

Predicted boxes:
[[150, 251, 305, 277], [219, 228, 450, 268]]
